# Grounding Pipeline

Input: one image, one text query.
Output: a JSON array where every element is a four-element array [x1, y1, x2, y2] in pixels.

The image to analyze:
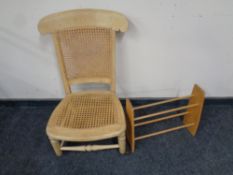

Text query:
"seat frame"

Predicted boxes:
[[38, 9, 128, 156]]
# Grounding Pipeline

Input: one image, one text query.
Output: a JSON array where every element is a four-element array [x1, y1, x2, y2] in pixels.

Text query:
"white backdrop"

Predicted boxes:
[[0, 0, 233, 99]]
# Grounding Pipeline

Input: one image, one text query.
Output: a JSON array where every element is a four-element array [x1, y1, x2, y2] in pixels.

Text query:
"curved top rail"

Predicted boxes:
[[38, 9, 128, 34]]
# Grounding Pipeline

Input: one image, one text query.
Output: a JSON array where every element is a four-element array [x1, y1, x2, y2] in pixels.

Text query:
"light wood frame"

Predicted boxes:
[[38, 9, 128, 155], [38, 9, 128, 94], [126, 84, 205, 152]]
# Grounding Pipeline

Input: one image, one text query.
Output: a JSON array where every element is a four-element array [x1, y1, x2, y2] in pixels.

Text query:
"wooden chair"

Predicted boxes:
[[126, 84, 205, 152], [38, 9, 128, 156]]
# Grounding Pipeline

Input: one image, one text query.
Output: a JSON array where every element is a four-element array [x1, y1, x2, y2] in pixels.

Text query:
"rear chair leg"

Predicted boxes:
[[49, 138, 62, 156], [118, 132, 126, 154]]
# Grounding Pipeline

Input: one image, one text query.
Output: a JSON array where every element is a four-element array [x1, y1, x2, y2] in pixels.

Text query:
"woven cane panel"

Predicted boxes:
[[53, 93, 118, 129], [58, 28, 113, 80]]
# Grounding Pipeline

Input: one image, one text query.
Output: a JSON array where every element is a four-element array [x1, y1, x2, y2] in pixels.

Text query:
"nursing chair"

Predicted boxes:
[[38, 9, 128, 156]]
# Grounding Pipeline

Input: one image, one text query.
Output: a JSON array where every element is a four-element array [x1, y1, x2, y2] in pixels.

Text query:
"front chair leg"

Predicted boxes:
[[49, 138, 62, 156], [118, 132, 126, 154]]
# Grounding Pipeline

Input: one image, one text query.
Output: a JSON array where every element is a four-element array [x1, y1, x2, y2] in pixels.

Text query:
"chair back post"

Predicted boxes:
[[111, 31, 116, 92], [52, 34, 72, 95]]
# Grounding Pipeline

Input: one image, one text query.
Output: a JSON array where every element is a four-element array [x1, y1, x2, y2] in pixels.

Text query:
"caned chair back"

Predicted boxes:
[[38, 9, 128, 94]]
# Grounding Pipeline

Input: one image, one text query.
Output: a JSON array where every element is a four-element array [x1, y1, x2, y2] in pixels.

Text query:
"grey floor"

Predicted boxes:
[[0, 100, 233, 175]]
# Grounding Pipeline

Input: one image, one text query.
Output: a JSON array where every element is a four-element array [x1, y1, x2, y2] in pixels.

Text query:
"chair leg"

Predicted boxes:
[[49, 138, 62, 156], [118, 132, 126, 154]]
